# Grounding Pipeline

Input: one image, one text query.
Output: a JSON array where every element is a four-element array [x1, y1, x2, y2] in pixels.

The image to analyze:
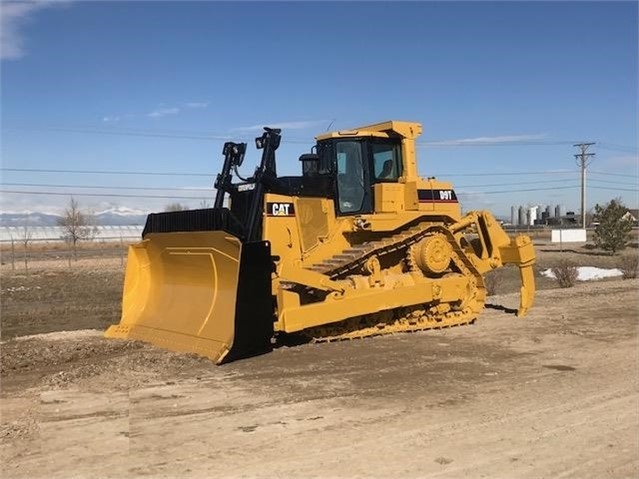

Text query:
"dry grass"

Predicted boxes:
[[1, 243, 131, 340], [618, 253, 639, 279], [550, 259, 579, 288], [0, 239, 137, 253], [1, 256, 124, 273], [1, 242, 128, 274]]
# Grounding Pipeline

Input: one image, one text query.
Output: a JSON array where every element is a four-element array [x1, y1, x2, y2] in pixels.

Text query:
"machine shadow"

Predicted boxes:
[[485, 303, 518, 315]]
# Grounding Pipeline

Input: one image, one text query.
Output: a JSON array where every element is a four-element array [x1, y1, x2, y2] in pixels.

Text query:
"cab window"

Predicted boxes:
[[372, 142, 402, 181]]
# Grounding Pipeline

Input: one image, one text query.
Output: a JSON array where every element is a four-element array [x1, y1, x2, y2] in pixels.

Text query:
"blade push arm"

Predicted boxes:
[[452, 211, 536, 317]]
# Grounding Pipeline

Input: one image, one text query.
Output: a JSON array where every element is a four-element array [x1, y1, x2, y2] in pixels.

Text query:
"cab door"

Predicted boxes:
[[334, 140, 373, 216]]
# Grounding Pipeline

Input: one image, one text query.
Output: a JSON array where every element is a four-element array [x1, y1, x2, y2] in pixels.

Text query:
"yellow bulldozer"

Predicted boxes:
[[105, 121, 536, 363]]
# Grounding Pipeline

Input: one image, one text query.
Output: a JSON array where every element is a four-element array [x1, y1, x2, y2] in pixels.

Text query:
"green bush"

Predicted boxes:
[[551, 260, 579, 288]]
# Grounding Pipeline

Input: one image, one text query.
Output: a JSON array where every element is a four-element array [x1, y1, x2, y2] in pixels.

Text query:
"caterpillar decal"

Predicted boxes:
[[267, 202, 296, 216]]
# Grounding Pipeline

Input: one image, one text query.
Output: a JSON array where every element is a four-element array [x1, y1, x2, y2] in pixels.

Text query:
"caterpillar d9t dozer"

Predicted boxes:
[[105, 121, 536, 364]]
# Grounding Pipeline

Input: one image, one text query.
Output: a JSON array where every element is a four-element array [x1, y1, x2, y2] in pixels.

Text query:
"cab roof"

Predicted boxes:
[[315, 120, 423, 141]]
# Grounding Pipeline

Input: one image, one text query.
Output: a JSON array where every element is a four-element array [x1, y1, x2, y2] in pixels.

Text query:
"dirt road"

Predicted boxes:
[[2, 279, 638, 478]]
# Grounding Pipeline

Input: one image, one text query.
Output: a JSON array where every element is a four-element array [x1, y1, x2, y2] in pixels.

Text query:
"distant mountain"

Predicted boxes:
[[94, 207, 148, 226], [0, 212, 62, 227], [1, 208, 149, 227]]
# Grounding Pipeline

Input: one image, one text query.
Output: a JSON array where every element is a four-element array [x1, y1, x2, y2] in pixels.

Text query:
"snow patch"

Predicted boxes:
[[541, 267, 623, 281]]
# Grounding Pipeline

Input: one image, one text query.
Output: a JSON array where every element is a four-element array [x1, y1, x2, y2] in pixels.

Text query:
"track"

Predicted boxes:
[[303, 222, 486, 342], [308, 222, 439, 278]]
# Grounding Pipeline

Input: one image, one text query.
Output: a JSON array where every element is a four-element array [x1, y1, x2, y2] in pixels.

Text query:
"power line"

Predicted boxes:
[[2, 125, 604, 149], [456, 185, 580, 195], [429, 170, 579, 177], [589, 185, 638, 192], [597, 142, 639, 153], [1, 184, 635, 203], [2, 182, 213, 192], [0, 190, 211, 200], [3, 178, 633, 193], [1, 167, 214, 177], [454, 178, 579, 188], [3, 126, 312, 145], [421, 140, 578, 148], [590, 170, 639, 178], [1, 168, 636, 197], [3, 184, 603, 199], [3, 178, 581, 191], [3, 184, 584, 198], [587, 178, 639, 187], [6, 127, 313, 144], [1, 166, 583, 178]]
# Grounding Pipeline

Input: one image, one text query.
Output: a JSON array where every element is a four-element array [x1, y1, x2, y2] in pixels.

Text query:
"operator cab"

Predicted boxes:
[[305, 137, 403, 216]]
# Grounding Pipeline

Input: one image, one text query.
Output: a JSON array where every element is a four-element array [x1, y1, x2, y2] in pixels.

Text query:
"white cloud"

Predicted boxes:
[[147, 107, 180, 118], [1, 1, 64, 60], [427, 134, 547, 147], [104, 103, 206, 121], [232, 120, 327, 132], [184, 102, 209, 109]]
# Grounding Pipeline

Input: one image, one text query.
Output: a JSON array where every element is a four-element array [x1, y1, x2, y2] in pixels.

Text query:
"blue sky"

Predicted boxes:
[[1, 1, 637, 218]]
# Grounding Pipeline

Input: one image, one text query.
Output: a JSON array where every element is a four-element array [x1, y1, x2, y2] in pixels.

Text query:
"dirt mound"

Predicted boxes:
[[1, 330, 216, 394]]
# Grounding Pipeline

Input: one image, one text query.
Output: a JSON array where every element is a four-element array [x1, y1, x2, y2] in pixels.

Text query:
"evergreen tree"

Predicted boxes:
[[593, 198, 634, 254]]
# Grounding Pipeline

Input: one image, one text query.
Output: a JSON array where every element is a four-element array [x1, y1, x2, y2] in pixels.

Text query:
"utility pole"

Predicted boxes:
[[574, 142, 595, 228]]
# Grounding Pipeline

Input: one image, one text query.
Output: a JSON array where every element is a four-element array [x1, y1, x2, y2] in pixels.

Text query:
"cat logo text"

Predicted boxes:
[[267, 202, 296, 217]]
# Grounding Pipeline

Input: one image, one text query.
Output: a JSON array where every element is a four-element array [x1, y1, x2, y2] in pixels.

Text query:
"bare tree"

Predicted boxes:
[[10, 236, 16, 272], [57, 197, 99, 259], [20, 221, 33, 274]]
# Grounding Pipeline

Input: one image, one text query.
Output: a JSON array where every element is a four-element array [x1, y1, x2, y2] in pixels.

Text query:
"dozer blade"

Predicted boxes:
[[105, 231, 274, 364]]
